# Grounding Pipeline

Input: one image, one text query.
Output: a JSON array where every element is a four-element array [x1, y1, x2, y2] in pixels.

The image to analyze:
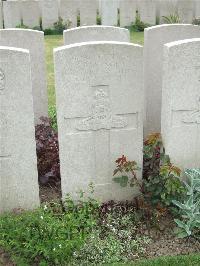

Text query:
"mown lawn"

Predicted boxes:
[[115, 253, 200, 266], [44, 31, 144, 108]]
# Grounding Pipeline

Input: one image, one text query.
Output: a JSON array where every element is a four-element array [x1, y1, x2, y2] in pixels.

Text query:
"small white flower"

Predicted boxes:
[[40, 216, 43, 220], [44, 205, 48, 210], [59, 244, 62, 248], [53, 248, 56, 251]]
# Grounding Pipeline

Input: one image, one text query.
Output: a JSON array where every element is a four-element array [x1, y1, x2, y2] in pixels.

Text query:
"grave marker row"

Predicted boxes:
[[2, 24, 200, 213], [2, 0, 199, 29]]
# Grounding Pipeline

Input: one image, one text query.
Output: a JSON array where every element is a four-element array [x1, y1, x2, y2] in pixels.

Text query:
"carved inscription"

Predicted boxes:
[[76, 86, 128, 131]]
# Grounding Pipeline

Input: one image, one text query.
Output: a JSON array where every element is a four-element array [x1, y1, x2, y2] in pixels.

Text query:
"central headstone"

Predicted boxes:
[[54, 41, 143, 201], [0, 47, 39, 213]]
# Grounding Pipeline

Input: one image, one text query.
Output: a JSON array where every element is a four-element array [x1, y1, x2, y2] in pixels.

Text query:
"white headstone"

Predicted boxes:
[[177, 0, 194, 24], [63, 26, 130, 45], [161, 38, 200, 170], [54, 41, 143, 202], [144, 24, 200, 136], [3, 0, 22, 28], [21, 0, 40, 28], [79, 0, 98, 26], [101, 0, 118, 26], [0, 0, 3, 29], [137, 0, 156, 25], [194, 0, 200, 19], [0, 29, 48, 124], [41, 0, 59, 29], [120, 0, 137, 27], [0, 46, 39, 213], [59, 0, 78, 28]]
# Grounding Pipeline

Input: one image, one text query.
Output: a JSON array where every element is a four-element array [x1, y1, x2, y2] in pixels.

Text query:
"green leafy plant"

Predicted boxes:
[[48, 105, 57, 130], [130, 11, 150, 32], [16, 19, 29, 29], [172, 169, 200, 238], [0, 192, 99, 265], [193, 18, 200, 26], [162, 13, 180, 24], [53, 17, 70, 34], [143, 133, 185, 207], [96, 10, 101, 25], [44, 17, 71, 35]]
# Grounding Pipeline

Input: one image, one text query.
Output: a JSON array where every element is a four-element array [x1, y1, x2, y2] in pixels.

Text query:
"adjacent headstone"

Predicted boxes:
[[137, 0, 156, 25], [0, 46, 39, 213], [144, 24, 200, 136], [0, 29, 48, 124], [59, 0, 78, 28], [161, 38, 200, 170], [79, 0, 97, 26], [101, 0, 118, 26], [0, 0, 3, 29], [54, 41, 143, 202], [41, 0, 59, 29], [177, 0, 194, 24], [120, 0, 137, 27], [21, 0, 40, 28], [194, 0, 200, 19], [3, 0, 21, 28], [63, 26, 130, 45], [159, 0, 178, 24]]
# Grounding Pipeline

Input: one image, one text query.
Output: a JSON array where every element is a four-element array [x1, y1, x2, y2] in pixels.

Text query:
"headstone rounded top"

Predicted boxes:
[[55, 41, 143, 53], [0, 28, 44, 36], [64, 25, 129, 33], [145, 24, 199, 33], [164, 37, 200, 48]]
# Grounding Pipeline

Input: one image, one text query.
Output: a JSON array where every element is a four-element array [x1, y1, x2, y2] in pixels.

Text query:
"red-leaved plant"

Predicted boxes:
[[113, 155, 142, 190]]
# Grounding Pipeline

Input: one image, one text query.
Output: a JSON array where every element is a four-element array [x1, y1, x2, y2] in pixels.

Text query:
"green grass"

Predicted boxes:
[[114, 253, 200, 266], [44, 35, 63, 108], [44, 31, 144, 108]]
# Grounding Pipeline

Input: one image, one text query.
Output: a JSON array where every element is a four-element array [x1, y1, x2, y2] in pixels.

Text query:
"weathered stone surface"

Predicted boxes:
[[3, 0, 21, 28], [63, 26, 130, 45], [177, 0, 194, 23], [0, 46, 39, 213], [59, 0, 78, 28], [161, 38, 200, 170], [120, 0, 137, 27], [144, 24, 200, 136], [79, 0, 98, 26], [54, 41, 143, 202], [137, 0, 156, 25], [101, 0, 118, 26], [21, 0, 40, 28], [0, 29, 48, 124], [41, 0, 59, 29], [0, 0, 3, 29], [194, 0, 200, 19]]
